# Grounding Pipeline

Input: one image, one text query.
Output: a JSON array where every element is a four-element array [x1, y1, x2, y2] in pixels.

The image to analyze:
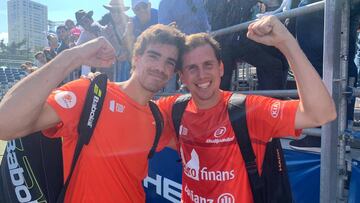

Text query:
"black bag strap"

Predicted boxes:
[[171, 94, 191, 139], [57, 74, 108, 203], [228, 93, 264, 203], [148, 101, 164, 159]]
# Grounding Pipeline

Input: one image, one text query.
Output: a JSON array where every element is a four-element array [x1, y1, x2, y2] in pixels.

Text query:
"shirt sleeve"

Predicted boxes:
[[245, 95, 301, 143], [42, 79, 90, 139], [155, 95, 181, 151]]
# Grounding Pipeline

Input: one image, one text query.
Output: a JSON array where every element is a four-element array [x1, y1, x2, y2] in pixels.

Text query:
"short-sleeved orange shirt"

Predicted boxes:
[[157, 91, 301, 203], [43, 79, 171, 203]]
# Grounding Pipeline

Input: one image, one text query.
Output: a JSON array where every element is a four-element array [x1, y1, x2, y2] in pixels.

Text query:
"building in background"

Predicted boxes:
[[48, 20, 65, 33], [7, 0, 48, 51]]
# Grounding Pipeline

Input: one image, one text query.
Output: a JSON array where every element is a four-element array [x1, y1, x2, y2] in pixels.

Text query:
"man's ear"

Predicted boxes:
[[220, 61, 224, 77], [133, 55, 140, 64], [179, 71, 185, 83]]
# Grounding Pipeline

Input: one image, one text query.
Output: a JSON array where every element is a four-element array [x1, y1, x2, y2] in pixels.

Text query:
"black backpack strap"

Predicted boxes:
[[148, 101, 164, 159], [57, 74, 108, 203], [228, 93, 264, 203], [171, 94, 191, 139]]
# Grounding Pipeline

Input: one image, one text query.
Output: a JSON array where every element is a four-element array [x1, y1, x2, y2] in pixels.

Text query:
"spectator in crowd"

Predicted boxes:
[[56, 25, 70, 53], [69, 28, 81, 48], [65, 19, 81, 47], [205, 0, 290, 91], [132, 0, 158, 38], [0, 24, 186, 202], [159, 0, 211, 92], [75, 9, 104, 75], [159, 0, 210, 34], [20, 62, 37, 74], [290, 0, 360, 151], [65, 19, 76, 30], [43, 33, 58, 62], [102, 0, 134, 81], [76, 10, 103, 45], [34, 51, 47, 67]]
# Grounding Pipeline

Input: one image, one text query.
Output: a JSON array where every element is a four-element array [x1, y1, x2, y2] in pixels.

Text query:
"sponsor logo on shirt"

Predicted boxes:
[[181, 148, 235, 182], [214, 127, 227, 137], [217, 193, 235, 203], [184, 184, 213, 203], [206, 126, 234, 144], [184, 185, 235, 203], [87, 84, 102, 128], [109, 100, 125, 113], [271, 101, 281, 118], [55, 91, 76, 109], [180, 125, 188, 136]]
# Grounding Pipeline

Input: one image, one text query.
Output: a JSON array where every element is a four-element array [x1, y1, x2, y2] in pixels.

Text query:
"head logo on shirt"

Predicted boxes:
[[270, 101, 281, 118], [214, 127, 227, 138], [55, 91, 77, 109], [109, 100, 125, 113], [217, 193, 235, 203]]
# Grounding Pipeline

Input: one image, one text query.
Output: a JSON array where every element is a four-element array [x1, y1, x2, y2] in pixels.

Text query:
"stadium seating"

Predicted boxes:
[[0, 67, 28, 101]]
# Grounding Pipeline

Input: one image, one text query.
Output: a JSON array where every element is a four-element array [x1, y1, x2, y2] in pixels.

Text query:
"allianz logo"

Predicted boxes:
[[184, 185, 235, 203], [181, 148, 235, 182]]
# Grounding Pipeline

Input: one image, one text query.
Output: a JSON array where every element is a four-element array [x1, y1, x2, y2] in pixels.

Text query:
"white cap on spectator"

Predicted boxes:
[[104, 0, 130, 11], [131, 0, 149, 8]]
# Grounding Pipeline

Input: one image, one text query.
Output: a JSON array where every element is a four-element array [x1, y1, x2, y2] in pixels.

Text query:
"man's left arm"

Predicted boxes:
[[247, 16, 337, 129]]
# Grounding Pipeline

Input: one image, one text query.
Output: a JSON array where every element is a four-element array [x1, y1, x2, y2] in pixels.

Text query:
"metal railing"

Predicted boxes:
[[210, 1, 324, 37]]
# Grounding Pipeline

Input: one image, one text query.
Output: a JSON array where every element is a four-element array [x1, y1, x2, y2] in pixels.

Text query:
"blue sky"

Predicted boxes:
[[0, 0, 161, 43]]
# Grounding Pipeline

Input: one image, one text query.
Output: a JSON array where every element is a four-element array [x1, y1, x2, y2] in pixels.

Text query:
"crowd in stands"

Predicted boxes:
[[26, 0, 359, 98]]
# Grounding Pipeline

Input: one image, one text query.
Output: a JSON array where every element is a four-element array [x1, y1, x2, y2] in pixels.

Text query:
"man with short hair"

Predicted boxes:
[[56, 25, 70, 53], [0, 24, 186, 202], [44, 33, 58, 62], [34, 51, 47, 67], [75, 9, 105, 76], [132, 0, 158, 38], [102, 0, 134, 81], [75, 9, 103, 45], [157, 16, 336, 202]]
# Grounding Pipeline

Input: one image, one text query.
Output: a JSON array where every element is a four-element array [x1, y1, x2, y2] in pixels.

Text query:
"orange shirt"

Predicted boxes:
[[157, 91, 301, 203], [43, 79, 171, 203]]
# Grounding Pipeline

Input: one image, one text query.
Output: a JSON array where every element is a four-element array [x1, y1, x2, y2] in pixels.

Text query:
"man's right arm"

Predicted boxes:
[[0, 37, 115, 140]]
